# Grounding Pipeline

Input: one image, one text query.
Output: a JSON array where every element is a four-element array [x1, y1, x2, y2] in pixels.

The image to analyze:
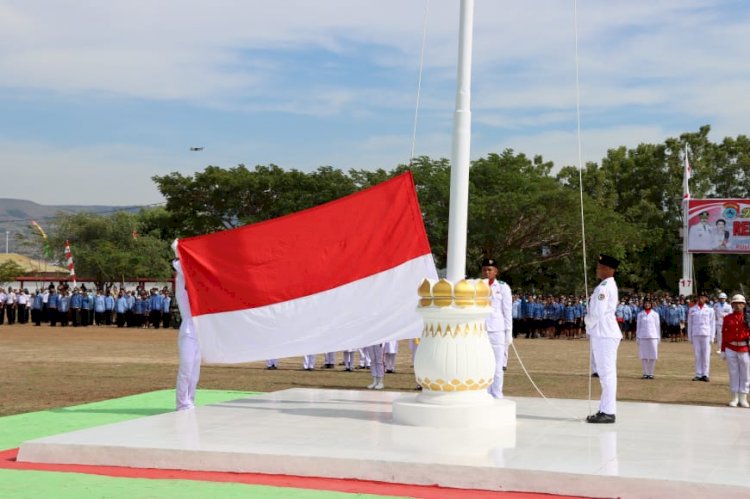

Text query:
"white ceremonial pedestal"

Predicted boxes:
[[392, 279, 516, 428]]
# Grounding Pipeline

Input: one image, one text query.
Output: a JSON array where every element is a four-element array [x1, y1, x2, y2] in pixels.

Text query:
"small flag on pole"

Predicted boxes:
[[683, 145, 692, 201], [30, 220, 53, 259], [64, 240, 77, 287]]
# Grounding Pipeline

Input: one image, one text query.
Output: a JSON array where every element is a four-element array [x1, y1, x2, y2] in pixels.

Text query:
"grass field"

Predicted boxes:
[[0, 323, 733, 417]]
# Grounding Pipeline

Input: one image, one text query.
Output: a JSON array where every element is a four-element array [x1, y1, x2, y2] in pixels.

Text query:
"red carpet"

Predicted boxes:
[[0, 448, 603, 498]]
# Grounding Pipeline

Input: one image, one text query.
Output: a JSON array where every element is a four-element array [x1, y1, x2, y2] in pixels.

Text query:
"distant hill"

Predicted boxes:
[[0, 253, 67, 273], [0, 198, 143, 256]]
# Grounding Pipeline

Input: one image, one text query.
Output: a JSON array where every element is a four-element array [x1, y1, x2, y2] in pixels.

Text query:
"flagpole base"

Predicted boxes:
[[392, 393, 515, 428]]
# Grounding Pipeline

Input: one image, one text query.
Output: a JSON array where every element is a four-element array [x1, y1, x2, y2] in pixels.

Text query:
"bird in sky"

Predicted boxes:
[[189, 147, 204, 151]]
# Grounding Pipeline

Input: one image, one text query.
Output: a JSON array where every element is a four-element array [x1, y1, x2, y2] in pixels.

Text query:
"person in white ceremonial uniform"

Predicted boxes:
[[481, 258, 512, 399], [384, 340, 398, 373], [688, 291, 715, 382], [713, 292, 732, 354], [636, 298, 661, 379], [365, 343, 385, 389], [585, 254, 621, 424], [173, 255, 201, 411]]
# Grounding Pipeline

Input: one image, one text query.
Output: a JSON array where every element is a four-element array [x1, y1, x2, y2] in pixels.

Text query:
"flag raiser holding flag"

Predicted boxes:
[[175, 171, 438, 364]]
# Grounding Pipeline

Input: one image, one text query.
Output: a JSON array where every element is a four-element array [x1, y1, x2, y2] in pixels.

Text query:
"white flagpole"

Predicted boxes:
[[445, 0, 474, 282], [681, 145, 693, 295]]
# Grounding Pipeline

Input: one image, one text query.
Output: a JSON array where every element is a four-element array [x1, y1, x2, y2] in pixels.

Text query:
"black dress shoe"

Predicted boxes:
[[415, 385, 423, 391], [591, 372, 599, 378], [586, 412, 615, 424], [641, 375, 649, 379], [648, 375, 654, 379], [692, 376, 702, 381], [702, 376, 710, 382]]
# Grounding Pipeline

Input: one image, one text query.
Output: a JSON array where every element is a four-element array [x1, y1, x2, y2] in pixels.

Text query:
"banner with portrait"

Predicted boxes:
[[687, 199, 750, 253]]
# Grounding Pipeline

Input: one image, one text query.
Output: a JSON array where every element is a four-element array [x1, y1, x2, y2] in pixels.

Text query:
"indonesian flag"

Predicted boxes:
[[176, 172, 437, 364], [64, 240, 76, 287]]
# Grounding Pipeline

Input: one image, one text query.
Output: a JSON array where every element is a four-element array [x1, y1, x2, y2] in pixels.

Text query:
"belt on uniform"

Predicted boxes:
[[728, 341, 749, 347]]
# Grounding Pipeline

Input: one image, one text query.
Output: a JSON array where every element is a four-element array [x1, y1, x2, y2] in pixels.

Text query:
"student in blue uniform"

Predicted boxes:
[[104, 290, 115, 326]]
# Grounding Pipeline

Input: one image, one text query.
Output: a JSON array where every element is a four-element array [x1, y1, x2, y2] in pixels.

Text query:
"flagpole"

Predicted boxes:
[[681, 145, 693, 296], [445, 0, 474, 282]]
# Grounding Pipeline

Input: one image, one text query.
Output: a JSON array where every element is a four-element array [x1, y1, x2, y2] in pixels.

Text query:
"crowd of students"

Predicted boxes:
[[0, 284, 174, 329]]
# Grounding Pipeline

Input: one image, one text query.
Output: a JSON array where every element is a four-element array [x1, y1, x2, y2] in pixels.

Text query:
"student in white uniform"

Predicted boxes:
[[481, 257, 512, 400], [384, 340, 398, 373], [636, 298, 661, 379], [366, 343, 385, 389], [173, 256, 201, 411], [585, 254, 621, 424], [688, 291, 715, 382], [713, 292, 732, 354]]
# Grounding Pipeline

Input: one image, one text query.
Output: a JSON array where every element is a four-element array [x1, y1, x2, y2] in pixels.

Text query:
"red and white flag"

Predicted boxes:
[[176, 172, 437, 363], [64, 240, 77, 287]]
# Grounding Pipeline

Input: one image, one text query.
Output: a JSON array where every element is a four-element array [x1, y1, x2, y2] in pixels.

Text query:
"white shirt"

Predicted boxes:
[[713, 301, 732, 326], [5, 292, 15, 305], [17, 292, 28, 305], [485, 279, 512, 333], [687, 304, 715, 340], [636, 310, 661, 340], [585, 277, 620, 339]]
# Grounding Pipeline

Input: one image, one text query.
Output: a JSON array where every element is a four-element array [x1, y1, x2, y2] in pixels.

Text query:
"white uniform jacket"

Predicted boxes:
[[636, 310, 661, 340], [585, 277, 620, 339], [687, 304, 715, 341], [485, 279, 512, 334], [713, 302, 732, 327]]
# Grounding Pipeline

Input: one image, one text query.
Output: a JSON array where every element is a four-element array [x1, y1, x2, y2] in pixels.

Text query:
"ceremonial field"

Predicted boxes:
[[0, 325, 735, 498], [0, 325, 729, 416]]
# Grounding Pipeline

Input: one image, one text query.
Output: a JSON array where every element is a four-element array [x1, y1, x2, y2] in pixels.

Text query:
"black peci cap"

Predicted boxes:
[[597, 254, 620, 270], [481, 257, 498, 268]]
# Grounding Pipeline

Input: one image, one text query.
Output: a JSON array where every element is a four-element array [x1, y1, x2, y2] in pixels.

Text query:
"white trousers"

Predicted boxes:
[[367, 344, 384, 377], [591, 337, 620, 415], [715, 324, 722, 346], [358, 348, 371, 367], [503, 330, 512, 368], [176, 333, 201, 411], [324, 352, 336, 365], [384, 352, 397, 371], [725, 349, 750, 394], [487, 330, 506, 399], [343, 350, 354, 368], [303, 354, 317, 369], [691, 335, 711, 377]]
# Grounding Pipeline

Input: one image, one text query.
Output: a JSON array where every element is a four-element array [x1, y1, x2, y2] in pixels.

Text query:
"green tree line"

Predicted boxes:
[[22, 126, 750, 294]]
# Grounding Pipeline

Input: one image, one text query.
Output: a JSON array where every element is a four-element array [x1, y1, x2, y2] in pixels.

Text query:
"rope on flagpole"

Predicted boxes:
[[573, 0, 594, 416], [409, 0, 430, 166]]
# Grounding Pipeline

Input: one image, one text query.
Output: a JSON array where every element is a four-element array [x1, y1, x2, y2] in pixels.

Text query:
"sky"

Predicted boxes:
[[1, 0, 748, 206]]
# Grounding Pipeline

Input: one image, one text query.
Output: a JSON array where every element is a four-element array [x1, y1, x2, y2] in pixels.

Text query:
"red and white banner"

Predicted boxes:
[[687, 199, 750, 253], [64, 240, 77, 286], [176, 172, 437, 363]]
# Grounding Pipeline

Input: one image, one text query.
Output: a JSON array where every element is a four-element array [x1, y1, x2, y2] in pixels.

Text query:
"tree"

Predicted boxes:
[[152, 164, 357, 236], [0, 260, 25, 283], [47, 211, 172, 288]]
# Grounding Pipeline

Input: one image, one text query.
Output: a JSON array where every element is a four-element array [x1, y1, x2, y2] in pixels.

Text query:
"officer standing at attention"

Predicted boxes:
[[688, 291, 715, 382], [585, 254, 621, 424], [481, 257, 512, 399]]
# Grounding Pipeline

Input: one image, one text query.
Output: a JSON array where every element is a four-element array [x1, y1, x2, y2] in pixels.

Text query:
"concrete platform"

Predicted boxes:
[[18, 388, 750, 498]]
